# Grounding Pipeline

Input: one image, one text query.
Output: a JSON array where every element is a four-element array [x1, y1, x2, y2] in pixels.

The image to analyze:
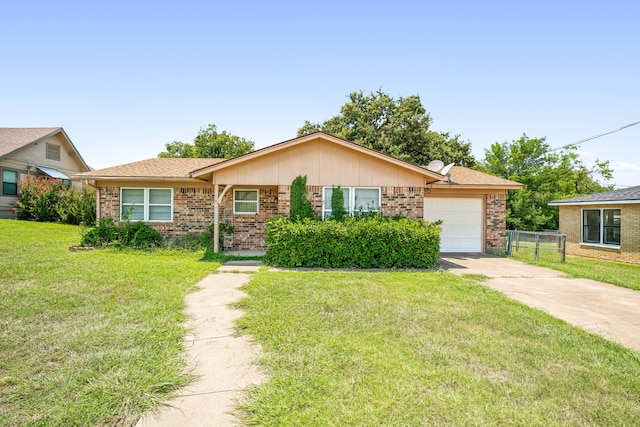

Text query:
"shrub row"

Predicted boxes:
[[264, 216, 441, 268], [16, 176, 96, 226], [81, 218, 163, 249]]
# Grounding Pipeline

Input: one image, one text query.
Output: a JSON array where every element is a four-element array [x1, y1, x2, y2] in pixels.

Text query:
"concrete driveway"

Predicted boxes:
[[439, 254, 640, 353]]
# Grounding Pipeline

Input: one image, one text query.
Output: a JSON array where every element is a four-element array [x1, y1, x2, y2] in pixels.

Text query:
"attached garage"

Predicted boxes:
[[424, 197, 483, 252]]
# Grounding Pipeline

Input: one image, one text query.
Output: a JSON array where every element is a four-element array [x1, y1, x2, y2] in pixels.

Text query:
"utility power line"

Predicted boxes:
[[550, 120, 640, 152]]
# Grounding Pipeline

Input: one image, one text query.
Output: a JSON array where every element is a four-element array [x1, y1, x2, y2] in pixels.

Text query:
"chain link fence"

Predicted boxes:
[[506, 230, 567, 262]]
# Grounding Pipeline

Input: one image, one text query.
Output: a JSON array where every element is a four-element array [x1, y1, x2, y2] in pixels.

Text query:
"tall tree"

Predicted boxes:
[[158, 124, 254, 158], [478, 135, 613, 230], [298, 89, 476, 167]]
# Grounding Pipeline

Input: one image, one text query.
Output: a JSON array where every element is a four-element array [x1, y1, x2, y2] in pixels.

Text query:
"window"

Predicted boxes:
[[46, 143, 61, 161], [582, 208, 620, 246], [234, 189, 258, 214], [2, 170, 18, 195], [322, 186, 380, 218], [323, 187, 350, 218], [121, 188, 172, 221]]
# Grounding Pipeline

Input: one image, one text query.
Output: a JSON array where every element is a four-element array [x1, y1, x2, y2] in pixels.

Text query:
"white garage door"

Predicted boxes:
[[424, 198, 483, 252]]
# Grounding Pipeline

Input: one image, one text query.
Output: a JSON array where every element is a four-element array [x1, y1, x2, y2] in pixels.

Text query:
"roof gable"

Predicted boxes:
[[190, 132, 445, 183], [0, 127, 90, 171], [549, 185, 640, 205]]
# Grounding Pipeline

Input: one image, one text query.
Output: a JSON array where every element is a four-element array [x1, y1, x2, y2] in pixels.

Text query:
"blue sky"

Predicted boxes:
[[2, 1, 639, 187]]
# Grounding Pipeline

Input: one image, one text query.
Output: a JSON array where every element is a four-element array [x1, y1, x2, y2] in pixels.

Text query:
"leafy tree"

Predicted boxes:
[[330, 186, 347, 221], [298, 89, 476, 167], [158, 124, 254, 159], [290, 175, 315, 222], [478, 135, 613, 230]]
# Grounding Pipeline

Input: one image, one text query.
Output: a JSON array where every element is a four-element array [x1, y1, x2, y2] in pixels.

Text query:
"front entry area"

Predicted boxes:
[[424, 197, 483, 252]]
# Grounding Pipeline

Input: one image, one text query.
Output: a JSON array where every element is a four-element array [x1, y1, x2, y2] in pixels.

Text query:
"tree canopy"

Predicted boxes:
[[158, 124, 254, 159], [298, 89, 476, 167], [478, 135, 613, 230]]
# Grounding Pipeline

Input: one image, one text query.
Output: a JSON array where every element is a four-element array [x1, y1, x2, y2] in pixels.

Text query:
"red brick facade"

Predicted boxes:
[[485, 193, 507, 253], [97, 185, 506, 253]]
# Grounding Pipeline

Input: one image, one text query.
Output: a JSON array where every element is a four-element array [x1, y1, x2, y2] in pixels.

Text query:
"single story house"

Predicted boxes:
[[549, 186, 640, 264], [0, 127, 91, 219], [73, 132, 522, 253]]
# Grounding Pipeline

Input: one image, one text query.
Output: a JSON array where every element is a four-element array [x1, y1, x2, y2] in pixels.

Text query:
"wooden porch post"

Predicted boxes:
[[213, 183, 233, 253], [214, 183, 220, 253]]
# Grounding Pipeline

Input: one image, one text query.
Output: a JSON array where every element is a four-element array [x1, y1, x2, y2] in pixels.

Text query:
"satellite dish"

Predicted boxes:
[[440, 163, 454, 176], [426, 160, 444, 172]]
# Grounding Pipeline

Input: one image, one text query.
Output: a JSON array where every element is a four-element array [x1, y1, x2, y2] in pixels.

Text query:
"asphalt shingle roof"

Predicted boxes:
[[73, 158, 225, 179], [436, 166, 522, 187], [550, 185, 640, 204], [0, 127, 61, 157]]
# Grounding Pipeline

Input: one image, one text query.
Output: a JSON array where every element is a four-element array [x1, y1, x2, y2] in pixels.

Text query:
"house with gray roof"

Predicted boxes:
[[0, 128, 91, 218], [549, 186, 640, 264]]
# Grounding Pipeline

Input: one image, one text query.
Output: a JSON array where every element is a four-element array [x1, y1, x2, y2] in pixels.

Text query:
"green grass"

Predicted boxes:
[[0, 220, 219, 426], [510, 248, 640, 291], [236, 271, 640, 426]]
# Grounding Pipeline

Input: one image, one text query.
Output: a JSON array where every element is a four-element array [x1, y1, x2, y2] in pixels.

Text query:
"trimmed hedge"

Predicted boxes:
[[264, 216, 441, 268]]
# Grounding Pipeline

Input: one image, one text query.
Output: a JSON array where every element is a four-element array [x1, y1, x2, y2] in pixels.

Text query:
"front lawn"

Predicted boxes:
[[510, 250, 640, 291], [236, 271, 640, 426], [0, 220, 219, 426]]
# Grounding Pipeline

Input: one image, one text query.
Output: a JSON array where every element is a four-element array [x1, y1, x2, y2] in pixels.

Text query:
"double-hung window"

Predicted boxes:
[[234, 189, 259, 214], [322, 186, 380, 218], [121, 188, 173, 221], [582, 208, 620, 246], [2, 170, 18, 196]]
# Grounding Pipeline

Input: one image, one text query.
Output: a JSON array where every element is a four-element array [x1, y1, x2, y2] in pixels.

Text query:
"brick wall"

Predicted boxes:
[[98, 186, 215, 235], [381, 186, 423, 219], [485, 193, 506, 253], [220, 187, 278, 251], [560, 204, 640, 264]]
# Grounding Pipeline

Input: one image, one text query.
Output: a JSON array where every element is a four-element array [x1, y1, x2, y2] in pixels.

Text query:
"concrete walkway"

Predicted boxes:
[[439, 254, 640, 352], [136, 271, 264, 427]]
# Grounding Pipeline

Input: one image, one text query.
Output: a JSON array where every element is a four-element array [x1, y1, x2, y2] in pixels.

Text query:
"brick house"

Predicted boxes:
[[73, 132, 522, 253], [550, 186, 640, 264]]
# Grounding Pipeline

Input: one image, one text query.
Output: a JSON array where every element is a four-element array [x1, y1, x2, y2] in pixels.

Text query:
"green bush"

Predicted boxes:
[[290, 175, 315, 222], [16, 176, 96, 226], [80, 219, 162, 249], [264, 216, 441, 268], [330, 186, 347, 220]]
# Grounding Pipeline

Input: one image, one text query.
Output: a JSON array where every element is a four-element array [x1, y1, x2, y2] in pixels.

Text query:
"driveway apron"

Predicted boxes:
[[439, 254, 640, 352]]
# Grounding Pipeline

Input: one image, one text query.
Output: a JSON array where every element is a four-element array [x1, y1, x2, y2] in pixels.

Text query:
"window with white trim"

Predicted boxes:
[[121, 188, 173, 221], [234, 189, 259, 214], [582, 208, 620, 246], [322, 186, 380, 218], [2, 170, 18, 195]]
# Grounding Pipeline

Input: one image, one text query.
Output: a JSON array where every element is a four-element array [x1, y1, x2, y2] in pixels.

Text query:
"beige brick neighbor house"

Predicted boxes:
[[73, 132, 522, 253], [0, 128, 91, 219], [550, 186, 640, 264]]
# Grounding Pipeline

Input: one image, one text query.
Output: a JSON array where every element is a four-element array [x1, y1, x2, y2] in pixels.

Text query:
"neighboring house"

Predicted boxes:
[[0, 127, 91, 219], [550, 186, 640, 264], [73, 132, 522, 253]]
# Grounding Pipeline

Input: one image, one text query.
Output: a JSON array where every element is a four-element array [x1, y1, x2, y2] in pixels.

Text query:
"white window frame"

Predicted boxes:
[[2, 169, 19, 196], [581, 208, 620, 247], [120, 188, 173, 222], [233, 189, 259, 214], [322, 186, 381, 219]]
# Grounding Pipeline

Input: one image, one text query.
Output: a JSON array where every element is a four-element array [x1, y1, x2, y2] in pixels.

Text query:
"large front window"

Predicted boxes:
[[582, 208, 620, 246], [322, 187, 380, 218], [121, 188, 173, 221]]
